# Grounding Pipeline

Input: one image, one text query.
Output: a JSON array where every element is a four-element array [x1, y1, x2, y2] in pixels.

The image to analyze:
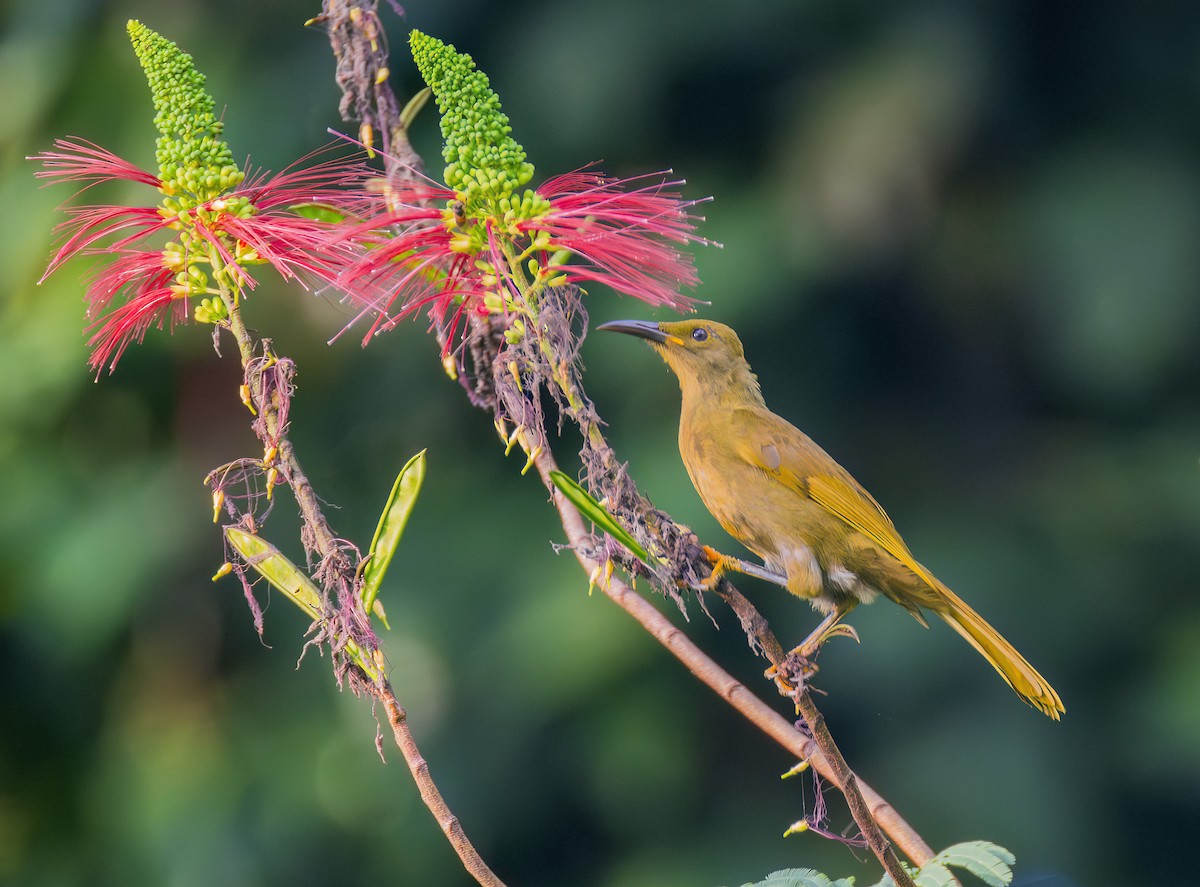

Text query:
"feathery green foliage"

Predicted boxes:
[[738, 868, 856, 887]]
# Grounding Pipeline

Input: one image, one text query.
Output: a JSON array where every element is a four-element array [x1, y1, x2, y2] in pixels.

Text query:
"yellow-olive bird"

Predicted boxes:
[[599, 317, 1063, 719]]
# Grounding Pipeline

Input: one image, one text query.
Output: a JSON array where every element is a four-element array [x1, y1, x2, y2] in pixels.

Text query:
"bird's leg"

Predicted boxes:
[[694, 546, 790, 591], [765, 600, 860, 695], [791, 602, 861, 660]]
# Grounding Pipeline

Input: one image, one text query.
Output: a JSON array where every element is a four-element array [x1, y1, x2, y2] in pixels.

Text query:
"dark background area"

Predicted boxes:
[[4, 1, 1200, 884]]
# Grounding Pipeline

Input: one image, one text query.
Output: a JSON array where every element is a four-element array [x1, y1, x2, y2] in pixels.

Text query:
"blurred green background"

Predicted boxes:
[[4, 1, 1199, 884]]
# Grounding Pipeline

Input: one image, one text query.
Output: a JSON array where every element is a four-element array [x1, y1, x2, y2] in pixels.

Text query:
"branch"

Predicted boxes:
[[528, 439, 932, 877], [469, 291, 928, 877], [376, 682, 506, 887], [212, 287, 506, 886]]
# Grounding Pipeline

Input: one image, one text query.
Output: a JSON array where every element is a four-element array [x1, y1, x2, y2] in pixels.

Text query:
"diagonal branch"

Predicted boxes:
[[377, 683, 506, 887], [478, 288, 927, 876], [526, 437, 931, 877]]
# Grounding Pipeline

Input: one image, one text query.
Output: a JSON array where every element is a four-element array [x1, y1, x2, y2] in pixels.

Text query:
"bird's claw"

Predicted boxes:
[[764, 653, 819, 698], [764, 619, 859, 701], [698, 544, 734, 589], [796, 622, 860, 659]]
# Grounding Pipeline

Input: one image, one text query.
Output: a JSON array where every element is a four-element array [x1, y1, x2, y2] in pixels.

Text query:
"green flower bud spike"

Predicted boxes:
[[409, 30, 539, 212], [127, 20, 245, 202]]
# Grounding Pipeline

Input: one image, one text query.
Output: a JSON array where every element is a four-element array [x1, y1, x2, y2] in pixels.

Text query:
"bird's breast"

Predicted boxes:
[[678, 407, 886, 607], [679, 415, 811, 559]]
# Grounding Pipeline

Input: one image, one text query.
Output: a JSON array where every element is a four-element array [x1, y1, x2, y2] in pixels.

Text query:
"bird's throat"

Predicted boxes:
[[674, 360, 765, 414]]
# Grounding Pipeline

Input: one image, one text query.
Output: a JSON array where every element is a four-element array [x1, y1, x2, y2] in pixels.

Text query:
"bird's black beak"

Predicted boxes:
[[597, 319, 669, 344]]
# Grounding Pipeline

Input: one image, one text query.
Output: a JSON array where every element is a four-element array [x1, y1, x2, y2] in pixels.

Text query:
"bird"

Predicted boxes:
[[598, 317, 1064, 719]]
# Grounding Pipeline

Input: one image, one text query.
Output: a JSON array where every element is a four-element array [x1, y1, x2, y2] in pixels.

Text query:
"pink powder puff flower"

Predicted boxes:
[[333, 165, 713, 349], [522, 169, 709, 309], [33, 138, 378, 374]]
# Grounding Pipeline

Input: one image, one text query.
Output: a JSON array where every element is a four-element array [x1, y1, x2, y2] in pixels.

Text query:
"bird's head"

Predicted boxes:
[[598, 318, 761, 403]]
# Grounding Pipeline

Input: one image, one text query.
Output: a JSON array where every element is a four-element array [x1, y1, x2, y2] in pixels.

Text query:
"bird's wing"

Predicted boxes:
[[735, 412, 941, 591]]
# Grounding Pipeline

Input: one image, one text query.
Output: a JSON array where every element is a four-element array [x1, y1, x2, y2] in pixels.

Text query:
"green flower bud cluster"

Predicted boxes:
[[409, 30, 537, 211], [127, 20, 244, 203], [160, 220, 260, 320], [194, 296, 228, 324]]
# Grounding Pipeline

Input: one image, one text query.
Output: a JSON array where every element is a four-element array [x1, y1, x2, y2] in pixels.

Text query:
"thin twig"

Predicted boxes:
[[306, 5, 507, 884], [377, 682, 507, 887], [217, 292, 505, 886]]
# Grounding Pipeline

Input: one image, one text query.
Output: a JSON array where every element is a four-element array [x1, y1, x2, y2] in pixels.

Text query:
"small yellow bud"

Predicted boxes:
[[781, 760, 810, 780], [371, 599, 390, 629], [521, 445, 542, 476], [211, 488, 225, 523], [783, 820, 810, 838], [505, 424, 526, 456], [263, 445, 278, 466], [239, 384, 256, 415], [375, 67, 389, 84], [442, 354, 458, 380], [211, 562, 233, 581]]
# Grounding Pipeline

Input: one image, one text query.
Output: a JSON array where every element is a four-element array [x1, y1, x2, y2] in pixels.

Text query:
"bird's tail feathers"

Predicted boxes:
[[934, 583, 1064, 720]]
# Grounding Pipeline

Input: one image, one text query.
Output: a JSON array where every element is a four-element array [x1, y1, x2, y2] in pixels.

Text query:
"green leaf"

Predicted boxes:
[[288, 202, 348, 223], [737, 869, 856, 887], [927, 841, 1014, 887], [399, 85, 432, 130], [910, 863, 956, 887], [360, 450, 427, 619], [548, 470, 657, 566], [226, 527, 380, 680]]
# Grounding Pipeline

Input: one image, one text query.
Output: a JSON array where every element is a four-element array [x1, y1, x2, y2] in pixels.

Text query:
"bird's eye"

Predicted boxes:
[[691, 328, 709, 342]]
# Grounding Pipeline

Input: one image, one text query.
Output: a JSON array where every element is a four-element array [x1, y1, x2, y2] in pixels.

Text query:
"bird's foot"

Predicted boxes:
[[764, 654, 819, 698], [764, 620, 860, 701], [793, 622, 860, 660], [697, 544, 738, 589]]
